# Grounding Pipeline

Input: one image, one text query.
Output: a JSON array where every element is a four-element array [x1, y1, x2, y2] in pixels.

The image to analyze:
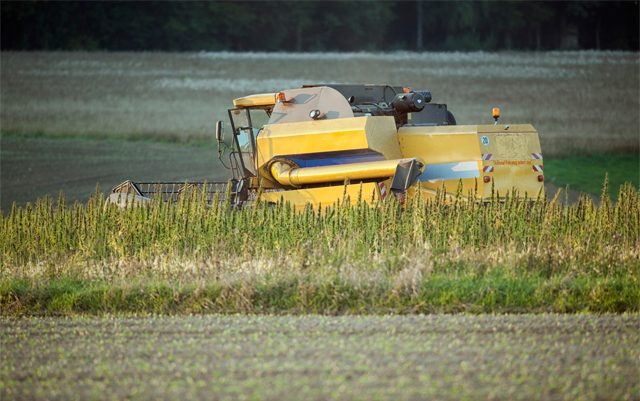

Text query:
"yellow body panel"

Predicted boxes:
[[480, 127, 544, 198], [269, 159, 411, 187], [233, 93, 276, 108], [399, 125, 480, 164], [256, 116, 401, 175], [399, 124, 543, 200], [260, 182, 382, 209]]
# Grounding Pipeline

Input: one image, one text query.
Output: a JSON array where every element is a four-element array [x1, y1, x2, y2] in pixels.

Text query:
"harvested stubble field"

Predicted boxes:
[[2, 315, 639, 401], [2, 51, 638, 154]]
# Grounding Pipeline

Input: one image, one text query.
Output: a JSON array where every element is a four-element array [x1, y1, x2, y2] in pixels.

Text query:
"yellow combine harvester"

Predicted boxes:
[[110, 84, 544, 208]]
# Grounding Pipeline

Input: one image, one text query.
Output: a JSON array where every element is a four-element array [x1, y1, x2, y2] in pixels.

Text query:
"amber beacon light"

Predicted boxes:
[[492, 107, 501, 124]]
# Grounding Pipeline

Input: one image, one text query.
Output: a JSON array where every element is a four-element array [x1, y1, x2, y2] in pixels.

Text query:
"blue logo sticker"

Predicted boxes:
[[480, 135, 490, 146]]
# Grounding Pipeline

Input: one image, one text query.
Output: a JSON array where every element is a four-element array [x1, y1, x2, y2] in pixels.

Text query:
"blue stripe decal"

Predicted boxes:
[[418, 161, 480, 182], [287, 152, 385, 168]]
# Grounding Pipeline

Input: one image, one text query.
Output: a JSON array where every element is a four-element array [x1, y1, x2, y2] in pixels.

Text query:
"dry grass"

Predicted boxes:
[[1, 51, 638, 155], [3, 183, 638, 272]]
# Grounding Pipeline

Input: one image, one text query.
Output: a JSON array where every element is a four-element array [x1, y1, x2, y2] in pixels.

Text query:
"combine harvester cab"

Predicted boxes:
[[110, 84, 544, 208]]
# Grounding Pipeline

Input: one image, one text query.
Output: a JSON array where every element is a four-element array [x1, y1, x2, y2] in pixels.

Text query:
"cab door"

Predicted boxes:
[[229, 108, 257, 177]]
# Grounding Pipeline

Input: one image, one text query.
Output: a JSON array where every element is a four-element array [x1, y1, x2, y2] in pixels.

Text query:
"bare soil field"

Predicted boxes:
[[0, 135, 226, 210], [2, 315, 638, 401], [2, 51, 638, 154]]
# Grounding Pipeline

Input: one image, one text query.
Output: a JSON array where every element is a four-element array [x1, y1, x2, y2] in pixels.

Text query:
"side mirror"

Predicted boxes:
[[215, 121, 224, 143]]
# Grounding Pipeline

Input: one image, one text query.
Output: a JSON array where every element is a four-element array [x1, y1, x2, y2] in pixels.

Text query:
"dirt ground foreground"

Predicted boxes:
[[2, 314, 638, 401]]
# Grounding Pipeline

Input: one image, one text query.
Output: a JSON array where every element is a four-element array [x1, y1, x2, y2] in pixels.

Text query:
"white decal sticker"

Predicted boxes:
[[480, 135, 490, 146], [451, 161, 479, 172]]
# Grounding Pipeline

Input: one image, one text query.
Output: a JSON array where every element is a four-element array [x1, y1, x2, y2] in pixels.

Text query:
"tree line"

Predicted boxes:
[[2, 1, 638, 52]]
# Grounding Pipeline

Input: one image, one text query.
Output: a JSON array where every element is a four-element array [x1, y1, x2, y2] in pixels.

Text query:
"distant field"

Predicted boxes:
[[1, 51, 638, 207], [544, 153, 640, 197], [0, 134, 226, 210], [1, 51, 638, 155], [2, 315, 638, 401]]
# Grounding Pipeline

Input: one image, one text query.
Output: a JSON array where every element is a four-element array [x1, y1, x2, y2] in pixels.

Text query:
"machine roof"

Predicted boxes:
[[233, 93, 276, 108]]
